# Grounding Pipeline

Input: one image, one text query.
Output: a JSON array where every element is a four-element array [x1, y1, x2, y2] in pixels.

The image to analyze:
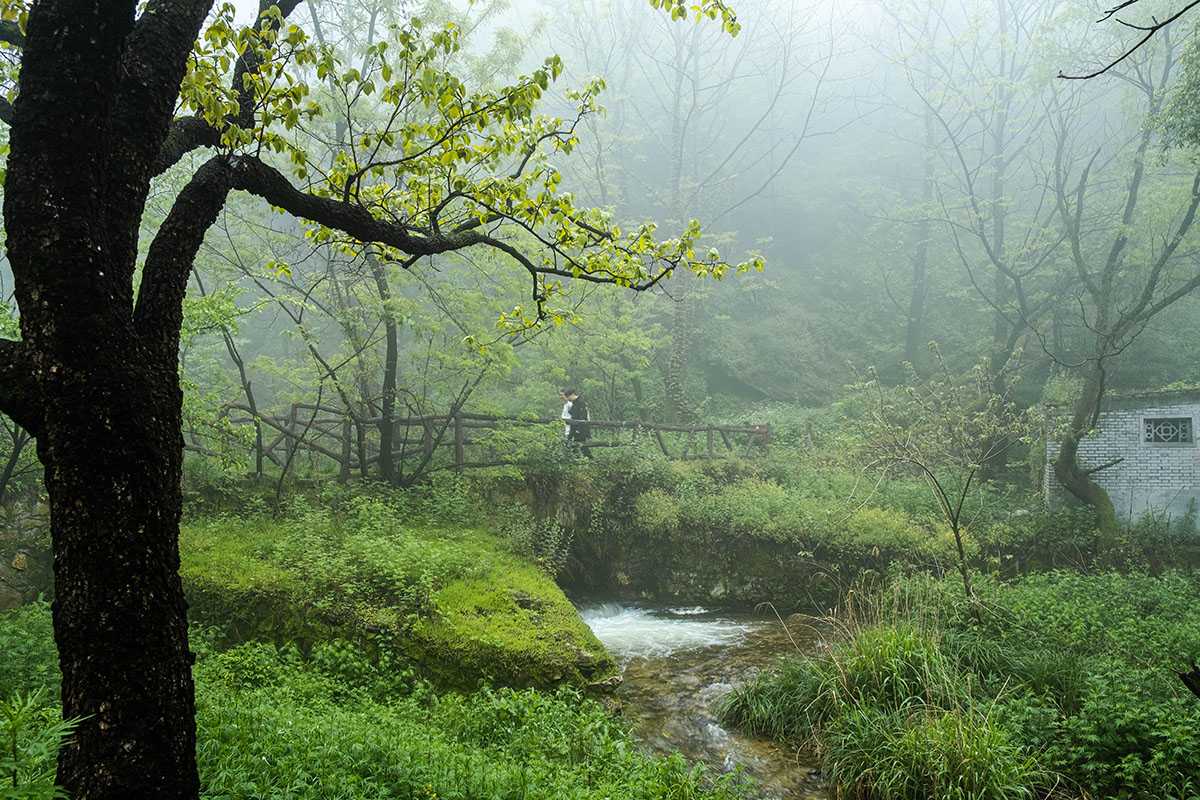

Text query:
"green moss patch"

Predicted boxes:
[[413, 562, 616, 690], [179, 501, 616, 691]]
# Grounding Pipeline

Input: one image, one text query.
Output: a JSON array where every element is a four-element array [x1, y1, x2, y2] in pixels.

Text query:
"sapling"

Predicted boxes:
[[853, 346, 1031, 617]]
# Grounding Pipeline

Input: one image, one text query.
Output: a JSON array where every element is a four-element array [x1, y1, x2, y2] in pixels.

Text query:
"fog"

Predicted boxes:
[[4, 0, 1196, 433], [164, 0, 1200, 430]]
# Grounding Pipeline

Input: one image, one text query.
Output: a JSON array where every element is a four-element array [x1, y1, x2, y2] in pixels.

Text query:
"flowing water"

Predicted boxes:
[[580, 603, 829, 799]]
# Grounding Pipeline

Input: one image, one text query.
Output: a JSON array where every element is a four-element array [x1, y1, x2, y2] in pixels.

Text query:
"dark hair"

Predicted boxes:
[[562, 387, 577, 396]]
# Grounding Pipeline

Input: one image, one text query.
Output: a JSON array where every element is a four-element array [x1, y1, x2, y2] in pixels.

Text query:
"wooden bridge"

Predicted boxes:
[[214, 403, 770, 481]]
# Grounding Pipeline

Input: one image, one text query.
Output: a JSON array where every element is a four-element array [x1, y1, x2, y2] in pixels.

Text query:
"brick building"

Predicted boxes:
[[1045, 390, 1200, 523]]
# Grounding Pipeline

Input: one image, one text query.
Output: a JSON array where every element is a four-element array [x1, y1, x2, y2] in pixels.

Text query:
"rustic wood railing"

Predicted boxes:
[[214, 403, 770, 480]]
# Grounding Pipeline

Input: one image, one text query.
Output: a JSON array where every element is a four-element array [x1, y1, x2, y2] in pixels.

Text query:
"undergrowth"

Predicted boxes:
[[0, 603, 750, 800], [720, 572, 1200, 800]]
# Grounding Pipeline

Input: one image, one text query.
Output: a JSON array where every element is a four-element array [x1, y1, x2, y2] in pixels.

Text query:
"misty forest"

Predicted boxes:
[[8, 0, 1200, 798]]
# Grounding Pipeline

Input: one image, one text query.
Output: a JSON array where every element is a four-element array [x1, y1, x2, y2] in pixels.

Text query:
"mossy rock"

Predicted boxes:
[[178, 517, 617, 692], [409, 570, 615, 691]]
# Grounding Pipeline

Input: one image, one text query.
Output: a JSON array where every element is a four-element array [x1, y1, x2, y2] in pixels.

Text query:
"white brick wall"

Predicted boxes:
[[1045, 400, 1200, 523]]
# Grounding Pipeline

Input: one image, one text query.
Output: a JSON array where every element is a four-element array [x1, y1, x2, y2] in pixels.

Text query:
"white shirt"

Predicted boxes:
[[561, 400, 573, 437]]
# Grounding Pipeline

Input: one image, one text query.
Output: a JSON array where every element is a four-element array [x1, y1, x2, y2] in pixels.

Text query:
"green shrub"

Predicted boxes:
[[1002, 662, 1200, 799], [496, 503, 573, 577], [196, 678, 751, 800], [0, 690, 76, 800], [0, 602, 57, 699], [832, 624, 964, 710], [718, 657, 828, 743], [720, 623, 967, 744], [631, 488, 681, 535]]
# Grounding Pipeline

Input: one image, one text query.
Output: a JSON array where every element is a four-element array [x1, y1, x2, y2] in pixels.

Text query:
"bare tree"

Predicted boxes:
[[549, 0, 842, 419], [856, 348, 1031, 615], [1040, 33, 1200, 528]]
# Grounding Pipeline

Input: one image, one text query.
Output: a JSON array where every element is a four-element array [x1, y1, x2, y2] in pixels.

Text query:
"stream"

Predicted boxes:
[[580, 603, 829, 799]]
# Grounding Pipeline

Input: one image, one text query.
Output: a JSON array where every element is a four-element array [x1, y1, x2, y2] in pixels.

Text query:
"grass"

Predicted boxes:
[[0, 603, 751, 800], [823, 707, 1040, 800], [719, 572, 1200, 800], [491, 445, 1198, 608]]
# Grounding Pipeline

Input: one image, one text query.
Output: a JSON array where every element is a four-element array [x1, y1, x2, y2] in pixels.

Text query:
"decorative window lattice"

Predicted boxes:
[[1143, 417, 1194, 444]]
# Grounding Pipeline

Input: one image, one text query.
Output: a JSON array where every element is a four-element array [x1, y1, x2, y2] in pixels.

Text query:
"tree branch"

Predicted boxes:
[[1060, 0, 1200, 79], [149, 1, 304, 177], [104, 0, 216, 302], [228, 155, 482, 256], [230, 155, 692, 306], [0, 19, 25, 48], [134, 157, 233, 361], [152, 116, 220, 176], [231, 1, 303, 126]]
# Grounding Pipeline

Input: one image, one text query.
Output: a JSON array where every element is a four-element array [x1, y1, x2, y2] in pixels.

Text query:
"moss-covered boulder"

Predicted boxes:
[[408, 569, 617, 690], [179, 511, 616, 692]]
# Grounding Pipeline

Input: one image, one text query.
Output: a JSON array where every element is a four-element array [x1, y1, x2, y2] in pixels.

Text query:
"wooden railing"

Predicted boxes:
[[218, 403, 770, 480]]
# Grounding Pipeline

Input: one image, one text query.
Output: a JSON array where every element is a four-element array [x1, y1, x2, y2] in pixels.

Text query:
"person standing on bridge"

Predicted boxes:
[[566, 389, 592, 457], [560, 388, 574, 440]]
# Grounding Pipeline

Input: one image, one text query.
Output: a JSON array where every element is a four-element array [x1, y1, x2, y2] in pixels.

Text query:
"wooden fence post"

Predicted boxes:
[[422, 419, 433, 459], [706, 427, 715, 459], [453, 412, 465, 471]]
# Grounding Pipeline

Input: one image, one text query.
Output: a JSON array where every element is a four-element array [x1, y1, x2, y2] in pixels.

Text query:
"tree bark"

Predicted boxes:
[[46, 358, 198, 799], [368, 254, 400, 483], [0, 3, 210, 796], [1053, 363, 1119, 533]]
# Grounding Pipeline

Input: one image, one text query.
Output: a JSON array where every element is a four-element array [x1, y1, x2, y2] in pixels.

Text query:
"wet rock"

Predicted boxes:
[[573, 645, 599, 670], [698, 681, 734, 704], [0, 548, 51, 609], [588, 672, 623, 692], [0, 580, 20, 611]]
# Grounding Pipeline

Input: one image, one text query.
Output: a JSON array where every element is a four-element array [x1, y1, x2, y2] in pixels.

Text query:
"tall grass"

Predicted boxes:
[[824, 707, 1041, 800], [720, 572, 1200, 800], [720, 619, 1041, 800]]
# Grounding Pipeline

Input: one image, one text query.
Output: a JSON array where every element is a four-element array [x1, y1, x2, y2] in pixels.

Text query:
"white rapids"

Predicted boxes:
[[579, 603, 756, 661]]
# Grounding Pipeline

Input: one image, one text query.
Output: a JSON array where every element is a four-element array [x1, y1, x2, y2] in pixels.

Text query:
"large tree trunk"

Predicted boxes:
[[0, 4, 216, 794], [43, 358, 198, 798], [1053, 364, 1119, 533]]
